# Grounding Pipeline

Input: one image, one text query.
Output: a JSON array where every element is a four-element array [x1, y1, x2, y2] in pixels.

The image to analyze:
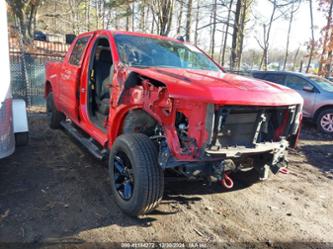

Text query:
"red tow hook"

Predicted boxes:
[[279, 167, 289, 174], [220, 173, 234, 189]]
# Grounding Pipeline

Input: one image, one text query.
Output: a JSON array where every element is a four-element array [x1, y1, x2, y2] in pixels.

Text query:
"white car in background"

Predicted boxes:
[[0, 0, 28, 159]]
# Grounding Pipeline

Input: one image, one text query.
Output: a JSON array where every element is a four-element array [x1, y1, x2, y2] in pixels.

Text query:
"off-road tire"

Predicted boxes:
[[109, 133, 164, 216], [47, 93, 65, 129], [316, 108, 333, 134], [15, 132, 29, 146]]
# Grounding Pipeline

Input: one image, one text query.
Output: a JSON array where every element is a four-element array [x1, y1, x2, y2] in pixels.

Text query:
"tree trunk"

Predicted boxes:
[[237, 0, 248, 69], [95, 0, 99, 30], [115, 9, 119, 29], [194, 0, 200, 45], [210, 0, 217, 58], [7, 0, 41, 43], [325, 30, 333, 77], [145, 3, 150, 32], [230, 0, 241, 69], [318, 0, 333, 75], [185, 0, 193, 41], [125, 2, 131, 31], [139, 1, 146, 31], [306, 0, 314, 73], [27, 3, 38, 38], [282, 1, 295, 70], [262, 1, 277, 70], [299, 60, 303, 72], [131, 2, 135, 31], [221, 0, 234, 66], [176, 0, 184, 34], [291, 46, 300, 71], [18, 13, 31, 42], [152, 8, 158, 34]]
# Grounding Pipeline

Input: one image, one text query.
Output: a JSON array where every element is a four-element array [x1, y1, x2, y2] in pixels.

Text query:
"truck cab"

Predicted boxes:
[[45, 30, 303, 216]]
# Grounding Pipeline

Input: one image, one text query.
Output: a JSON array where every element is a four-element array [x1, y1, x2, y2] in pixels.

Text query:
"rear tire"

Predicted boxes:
[[47, 93, 65, 129], [15, 132, 29, 146], [109, 133, 164, 216], [316, 108, 333, 134]]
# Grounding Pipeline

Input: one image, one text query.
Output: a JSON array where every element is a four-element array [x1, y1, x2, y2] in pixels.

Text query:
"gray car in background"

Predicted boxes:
[[252, 71, 333, 134]]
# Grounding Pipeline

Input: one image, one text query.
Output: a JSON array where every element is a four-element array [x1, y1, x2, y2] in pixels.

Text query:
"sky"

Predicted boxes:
[[245, 0, 327, 51]]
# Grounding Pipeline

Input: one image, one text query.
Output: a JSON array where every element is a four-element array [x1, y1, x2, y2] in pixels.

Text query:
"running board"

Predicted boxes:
[[60, 121, 107, 160]]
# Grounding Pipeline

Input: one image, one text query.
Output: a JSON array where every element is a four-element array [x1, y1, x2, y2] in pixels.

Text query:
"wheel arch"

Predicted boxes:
[[120, 108, 160, 136], [108, 107, 161, 149], [313, 105, 333, 122]]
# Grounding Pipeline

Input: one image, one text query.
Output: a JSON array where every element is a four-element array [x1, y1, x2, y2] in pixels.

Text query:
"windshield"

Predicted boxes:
[[114, 34, 221, 71], [309, 76, 333, 92]]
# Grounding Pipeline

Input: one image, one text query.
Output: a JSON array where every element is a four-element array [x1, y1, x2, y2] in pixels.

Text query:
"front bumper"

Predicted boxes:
[[205, 139, 289, 158]]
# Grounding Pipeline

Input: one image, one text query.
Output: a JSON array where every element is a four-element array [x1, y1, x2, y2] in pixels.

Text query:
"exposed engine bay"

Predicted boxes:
[[159, 104, 302, 184]]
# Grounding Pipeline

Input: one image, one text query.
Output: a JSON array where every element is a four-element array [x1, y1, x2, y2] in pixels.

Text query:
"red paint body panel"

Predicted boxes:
[[45, 30, 303, 161], [128, 67, 303, 106]]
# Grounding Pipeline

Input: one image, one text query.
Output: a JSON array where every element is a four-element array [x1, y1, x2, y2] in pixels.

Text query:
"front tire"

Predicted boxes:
[[316, 108, 333, 134], [47, 93, 65, 129], [109, 134, 164, 216]]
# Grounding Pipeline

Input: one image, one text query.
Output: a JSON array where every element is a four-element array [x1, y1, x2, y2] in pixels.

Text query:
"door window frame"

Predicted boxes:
[[263, 73, 286, 85], [66, 35, 92, 67], [284, 75, 318, 93]]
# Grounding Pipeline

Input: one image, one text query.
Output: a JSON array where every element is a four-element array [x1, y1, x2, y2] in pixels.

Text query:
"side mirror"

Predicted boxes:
[[303, 85, 314, 92]]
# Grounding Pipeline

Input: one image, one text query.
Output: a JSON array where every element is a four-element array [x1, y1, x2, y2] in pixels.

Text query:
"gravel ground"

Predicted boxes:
[[0, 113, 332, 249]]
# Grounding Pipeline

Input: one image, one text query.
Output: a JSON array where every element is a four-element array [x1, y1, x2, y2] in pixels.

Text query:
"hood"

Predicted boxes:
[[129, 67, 304, 107]]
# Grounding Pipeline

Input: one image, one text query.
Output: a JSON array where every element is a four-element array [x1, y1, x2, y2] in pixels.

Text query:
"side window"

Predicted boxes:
[[69, 36, 90, 66], [285, 75, 312, 90], [263, 74, 285, 85]]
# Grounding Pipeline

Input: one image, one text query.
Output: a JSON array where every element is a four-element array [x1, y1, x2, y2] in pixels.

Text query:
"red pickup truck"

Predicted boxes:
[[45, 30, 303, 216]]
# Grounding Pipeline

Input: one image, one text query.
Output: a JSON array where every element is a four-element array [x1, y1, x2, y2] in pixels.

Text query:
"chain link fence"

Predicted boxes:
[[9, 37, 68, 111]]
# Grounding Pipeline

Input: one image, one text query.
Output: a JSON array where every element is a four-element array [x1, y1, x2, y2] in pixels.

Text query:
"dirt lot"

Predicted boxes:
[[0, 113, 332, 248]]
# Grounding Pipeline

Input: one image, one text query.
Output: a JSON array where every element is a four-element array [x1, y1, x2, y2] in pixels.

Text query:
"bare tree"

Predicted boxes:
[[230, 0, 241, 69], [230, 0, 253, 69], [139, 0, 146, 31], [282, 0, 300, 70], [324, 28, 333, 77], [237, 0, 252, 67], [291, 46, 300, 71], [210, 0, 218, 57], [150, 0, 175, 36], [220, 0, 234, 66], [85, 0, 90, 31], [305, 0, 315, 73], [255, 1, 278, 70], [176, 0, 184, 34], [125, 1, 131, 31], [131, 2, 135, 31], [6, 0, 42, 42], [194, 0, 200, 45], [185, 0, 193, 41], [255, 0, 295, 70], [318, 0, 333, 75]]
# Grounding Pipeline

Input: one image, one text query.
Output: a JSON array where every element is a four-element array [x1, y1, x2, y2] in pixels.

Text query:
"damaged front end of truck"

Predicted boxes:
[[159, 103, 302, 187], [115, 68, 303, 188]]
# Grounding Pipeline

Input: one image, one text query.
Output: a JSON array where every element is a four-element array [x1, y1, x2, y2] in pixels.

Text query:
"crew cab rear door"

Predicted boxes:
[[60, 35, 93, 122]]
